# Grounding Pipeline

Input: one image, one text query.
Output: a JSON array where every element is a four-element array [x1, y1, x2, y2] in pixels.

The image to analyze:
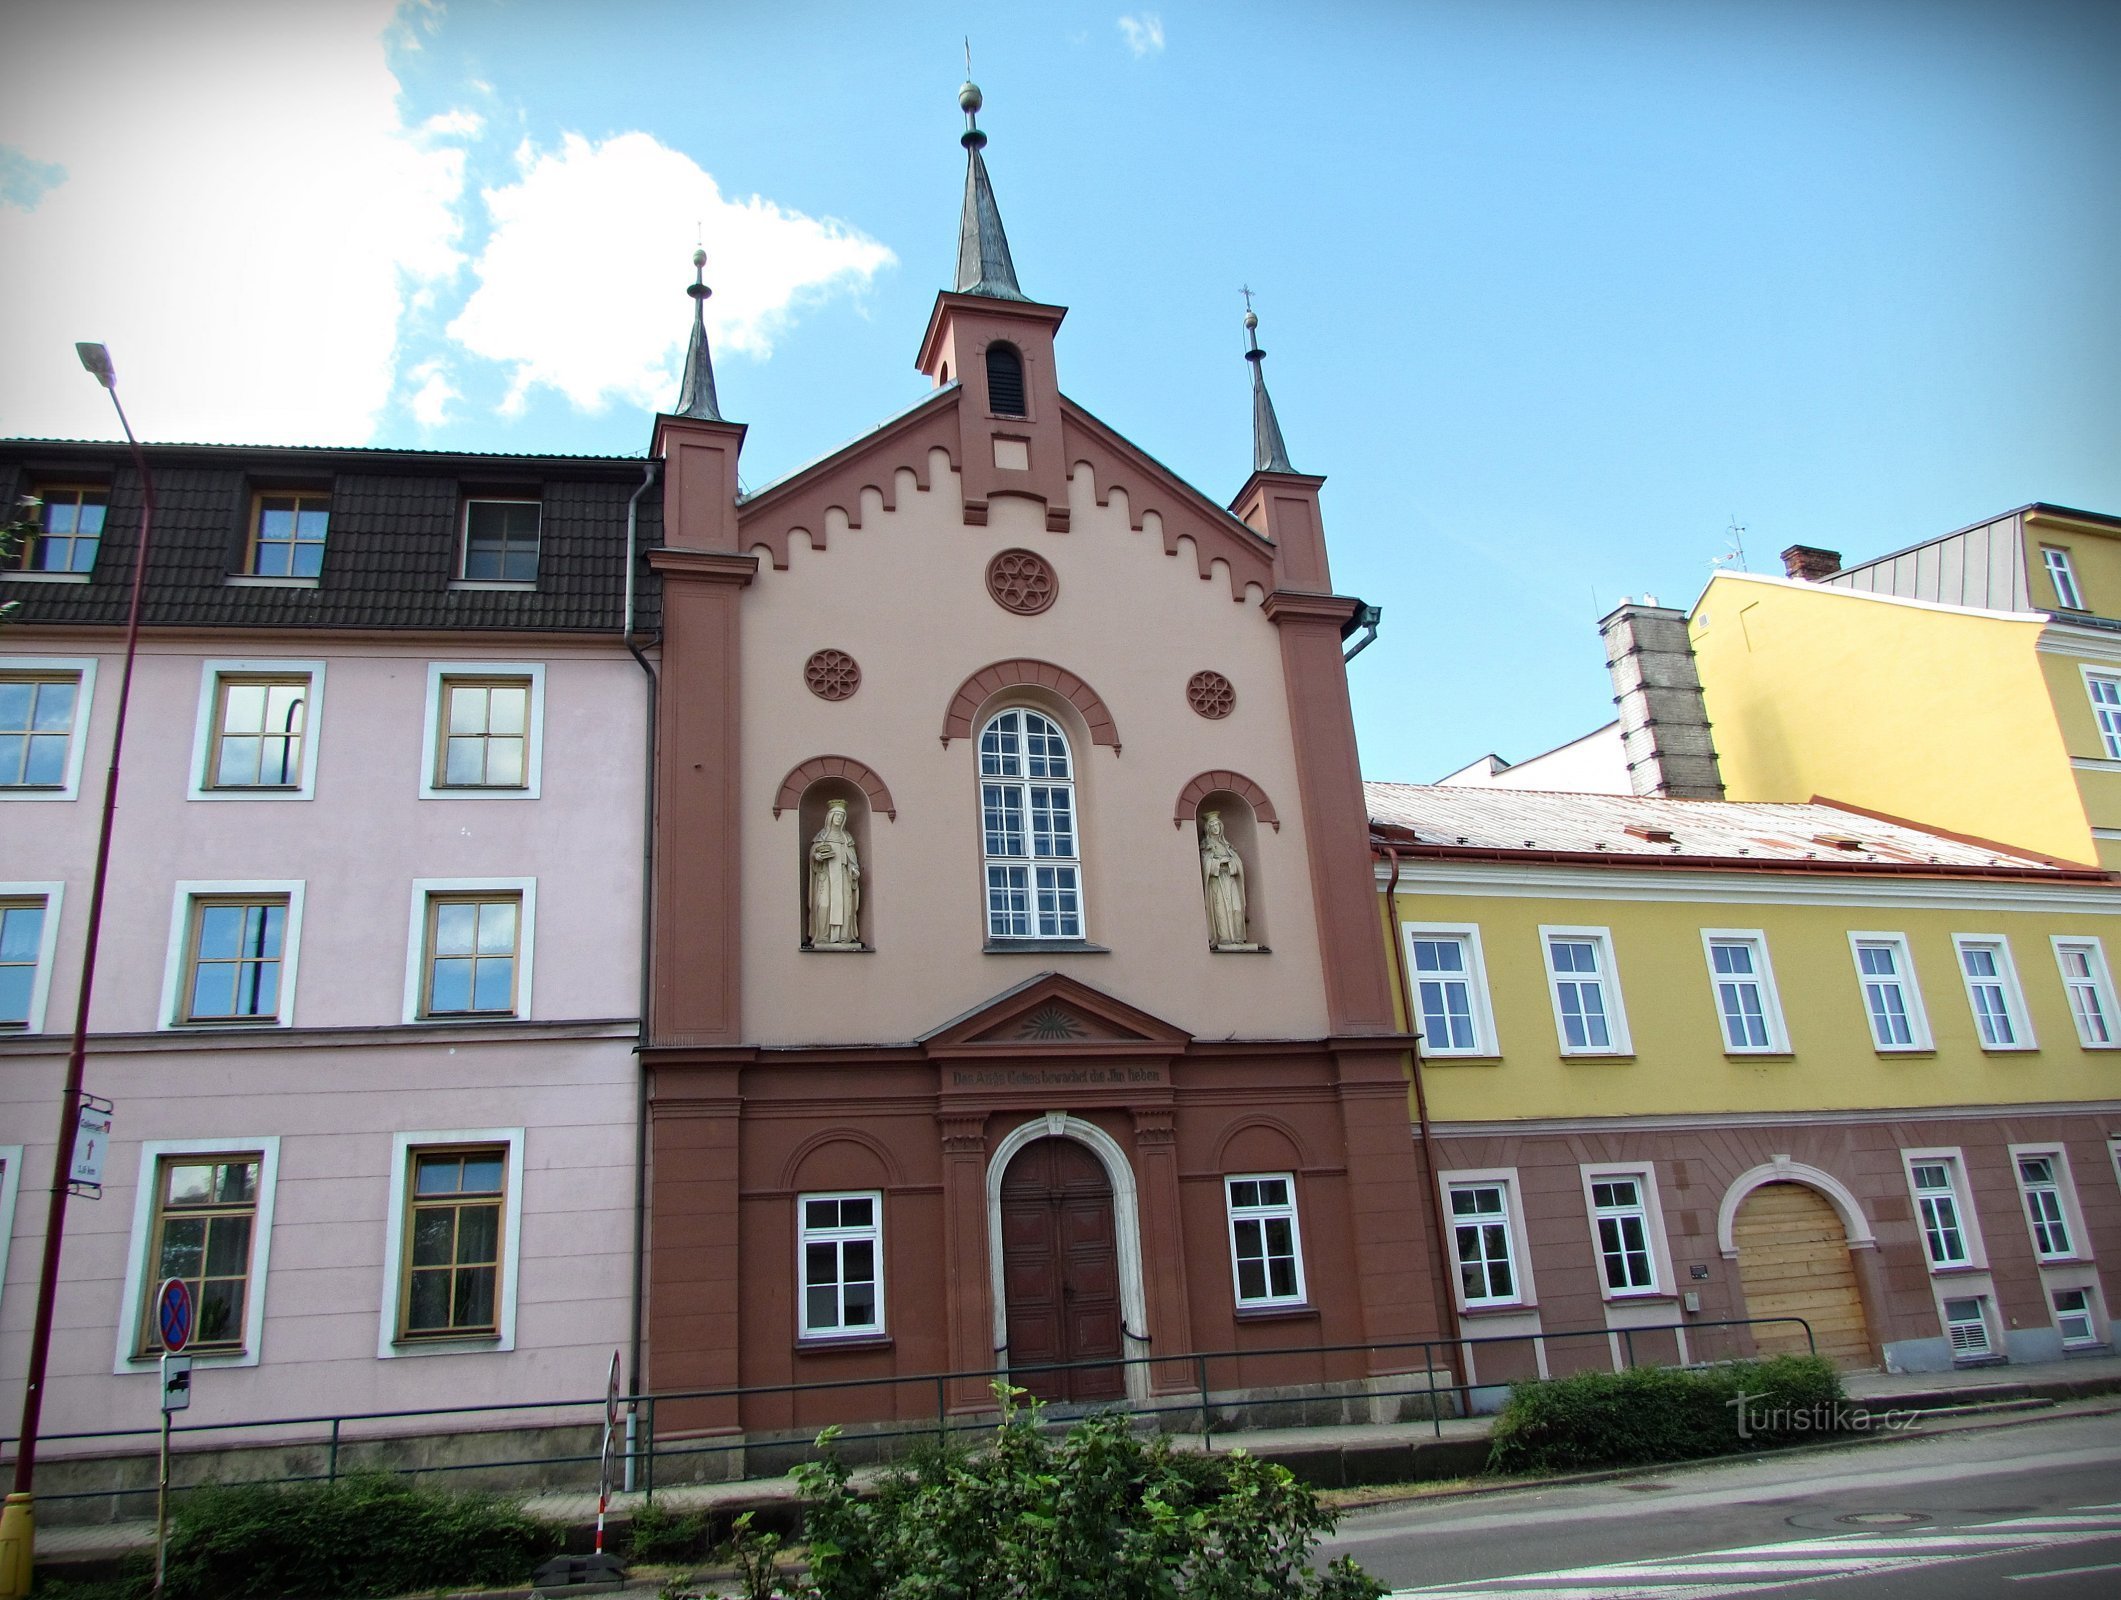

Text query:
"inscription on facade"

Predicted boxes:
[[951, 1065, 1164, 1088]]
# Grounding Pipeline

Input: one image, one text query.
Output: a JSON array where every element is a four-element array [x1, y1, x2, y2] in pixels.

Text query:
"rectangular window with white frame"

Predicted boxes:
[[188, 660, 325, 800], [1953, 935, 2034, 1050], [115, 1136, 279, 1370], [1400, 924, 1498, 1056], [418, 663, 545, 800], [2008, 1147, 2085, 1263], [377, 1129, 525, 1357], [798, 1191, 883, 1340], [1903, 1152, 1982, 1270], [1700, 929, 1789, 1053], [0, 883, 63, 1032], [1580, 1166, 1672, 1297], [0, 1143, 23, 1322], [2052, 937, 2119, 1048], [1225, 1174, 1307, 1308], [1444, 1173, 1528, 1309], [403, 878, 535, 1022], [1539, 926, 1630, 1054], [459, 498, 541, 583], [2043, 546, 2085, 611], [2052, 1286, 2103, 1348], [1849, 933, 1931, 1051], [160, 881, 304, 1029], [0, 657, 97, 800], [2084, 669, 2121, 760]]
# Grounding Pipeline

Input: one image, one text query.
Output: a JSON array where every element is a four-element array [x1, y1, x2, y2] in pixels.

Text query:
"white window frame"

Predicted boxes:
[[1952, 934, 2035, 1051], [797, 1189, 886, 1341], [1224, 1173, 1309, 1309], [1579, 1164, 1675, 1300], [2052, 936, 2121, 1049], [114, 1135, 281, 1371], [0, 1143, 23, 1323], [2043, 545, 2085, 610], [1400, 923, 1498, 1057], [978, 708, 1086, 941], [2007, 1144, 2087, 1264], [1699, 928, 1790, 1054], [0, 881, 64, 1033], [1941, 1292, 1996, 1361], [417, 662, 546, 801], [2051, 1285, 2104, 1348], [158, 880, 305, 1030], [1440, 1168, 1534, 1311], [187, 659, 326, 801], [2082, 667, 2121, 761], [1848, 932, 1932, 1051], [0, 656, 97, 802], [402, 877, 537, 1023], [376, 1127, 526, 1358], [1537, 925, 1631, 1055], [1901, 1148, 1986, 1271]]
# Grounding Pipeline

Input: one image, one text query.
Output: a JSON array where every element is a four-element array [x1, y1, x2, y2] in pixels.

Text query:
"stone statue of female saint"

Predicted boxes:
[[808, 799, 861, 948], [1199, 809, 1250, 947]]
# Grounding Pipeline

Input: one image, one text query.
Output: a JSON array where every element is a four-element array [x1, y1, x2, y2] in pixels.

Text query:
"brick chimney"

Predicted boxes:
[[1598, 602, 1726, 801], [1780, 544, 1842, 582]]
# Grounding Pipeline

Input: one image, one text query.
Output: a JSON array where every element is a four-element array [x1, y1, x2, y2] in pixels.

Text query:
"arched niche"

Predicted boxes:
[[797, 778, 872, 951], [1194, 790, 1268, 949]]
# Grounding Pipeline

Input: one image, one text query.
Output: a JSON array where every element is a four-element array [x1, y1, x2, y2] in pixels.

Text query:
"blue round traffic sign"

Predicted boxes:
[[157, 1277, 194, 1353]]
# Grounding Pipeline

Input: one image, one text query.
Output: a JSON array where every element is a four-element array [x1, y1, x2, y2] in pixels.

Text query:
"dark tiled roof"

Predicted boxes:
[[1, 442, 661, 634]]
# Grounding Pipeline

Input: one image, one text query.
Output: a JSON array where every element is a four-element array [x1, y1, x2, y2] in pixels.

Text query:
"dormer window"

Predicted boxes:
[[460, 499, 541, 584], [985, 343, 1026, 417]]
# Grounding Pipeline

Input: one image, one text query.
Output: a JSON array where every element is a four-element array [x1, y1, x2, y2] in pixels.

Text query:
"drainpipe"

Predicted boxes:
[[622, 459, 658, 1488], [1382, 843, 1462, 1360]]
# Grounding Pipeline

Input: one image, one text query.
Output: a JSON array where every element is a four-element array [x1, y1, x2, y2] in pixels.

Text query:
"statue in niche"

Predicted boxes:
[[808, 799, 862, 948], [1199, 809, 1251, 948]]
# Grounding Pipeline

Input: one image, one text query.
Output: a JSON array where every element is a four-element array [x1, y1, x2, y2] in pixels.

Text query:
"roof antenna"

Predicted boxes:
[[1712, 514, 1749, 573]]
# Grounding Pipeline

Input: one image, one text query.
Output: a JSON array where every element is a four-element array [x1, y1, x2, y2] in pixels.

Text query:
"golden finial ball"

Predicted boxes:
[[959, 80, 982, 114]]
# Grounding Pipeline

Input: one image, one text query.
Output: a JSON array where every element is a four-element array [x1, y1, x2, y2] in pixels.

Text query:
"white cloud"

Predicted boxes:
[[1118, 13, 1166, 57], [406, 359, 460, 428], [446, 132, 895, 417], [0, 0, 471, 445]]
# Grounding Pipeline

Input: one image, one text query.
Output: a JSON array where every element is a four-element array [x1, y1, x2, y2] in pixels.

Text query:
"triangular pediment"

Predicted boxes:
[[922, 971, 1192, 1054]]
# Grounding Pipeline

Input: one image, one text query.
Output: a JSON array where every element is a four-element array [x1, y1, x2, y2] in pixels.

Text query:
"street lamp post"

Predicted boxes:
[[0, 345, 159, 1600]]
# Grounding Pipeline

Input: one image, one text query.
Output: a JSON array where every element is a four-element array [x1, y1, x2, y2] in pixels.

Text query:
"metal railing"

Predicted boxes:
[[2, 1315, 1814, 1511]]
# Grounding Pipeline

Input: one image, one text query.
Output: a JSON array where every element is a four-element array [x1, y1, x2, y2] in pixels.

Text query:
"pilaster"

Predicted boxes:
[[1129, 1108, 1195, 1394]]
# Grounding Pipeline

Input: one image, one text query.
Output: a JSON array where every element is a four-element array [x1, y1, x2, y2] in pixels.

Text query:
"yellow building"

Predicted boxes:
[[1692, 503, 2121, 869], [1368, 783, 2121, 1378]]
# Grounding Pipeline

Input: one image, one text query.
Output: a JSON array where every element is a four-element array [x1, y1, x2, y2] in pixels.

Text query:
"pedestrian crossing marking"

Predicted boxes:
[[1383, 1502, 2121, 1598]]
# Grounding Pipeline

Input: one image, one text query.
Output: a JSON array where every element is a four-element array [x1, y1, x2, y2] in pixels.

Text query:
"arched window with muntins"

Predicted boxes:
[[979, 709, 1082, 939], [985, 343, 1027, 417]]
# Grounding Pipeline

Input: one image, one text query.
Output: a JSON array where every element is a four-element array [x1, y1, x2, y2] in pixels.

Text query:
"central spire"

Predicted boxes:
[[673, 248, 723, 421], [1243, 294, 1295, 474], [954, 79, 1027, 301]]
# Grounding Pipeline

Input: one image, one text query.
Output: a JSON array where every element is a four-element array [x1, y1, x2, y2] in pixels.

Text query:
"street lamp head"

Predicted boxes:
[[75, 343, 115, 389]]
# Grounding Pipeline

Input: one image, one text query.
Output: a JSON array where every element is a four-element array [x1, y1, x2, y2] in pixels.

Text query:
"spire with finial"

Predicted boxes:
[[673, 247, 724, 421], [954, 70, 1027, 301], [1241, 289, 1295, 474]]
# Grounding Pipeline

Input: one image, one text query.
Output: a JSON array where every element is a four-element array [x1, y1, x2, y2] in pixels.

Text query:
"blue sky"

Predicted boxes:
[[4, 0, 2117, 783]]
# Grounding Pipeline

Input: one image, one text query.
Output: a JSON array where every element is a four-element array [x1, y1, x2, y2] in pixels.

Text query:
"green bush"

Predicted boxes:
[[1487, 1355, 1845, 1474], [628, 1496, 711, 1562], [789, 1386, 1386, 1600], [154, 1472, 553, 1600]]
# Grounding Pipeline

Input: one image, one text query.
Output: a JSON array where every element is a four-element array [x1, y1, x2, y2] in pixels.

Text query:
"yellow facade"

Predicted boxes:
[[1689, 570, 2116, 866], [1387, 873, 2121, 1123]]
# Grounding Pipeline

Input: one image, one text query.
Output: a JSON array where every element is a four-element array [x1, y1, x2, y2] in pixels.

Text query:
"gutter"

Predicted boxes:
[[621, 459, 659, 1483], [1379, 844, 1462, 1358], [1366, 836, 2111, 885]]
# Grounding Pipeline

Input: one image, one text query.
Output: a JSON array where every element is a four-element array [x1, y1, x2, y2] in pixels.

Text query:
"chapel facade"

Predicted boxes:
[[640, 84, 1436, 1437]]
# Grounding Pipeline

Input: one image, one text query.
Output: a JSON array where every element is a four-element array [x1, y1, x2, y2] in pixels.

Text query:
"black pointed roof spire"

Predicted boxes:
[[673, 248, 724, 421], [954, 76, 1027, 301], [1242, 290, 1295, 474]]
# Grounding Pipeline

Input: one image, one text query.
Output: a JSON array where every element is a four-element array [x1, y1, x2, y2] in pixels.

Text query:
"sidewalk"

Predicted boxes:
[[30, 1350, 2121, 1577]]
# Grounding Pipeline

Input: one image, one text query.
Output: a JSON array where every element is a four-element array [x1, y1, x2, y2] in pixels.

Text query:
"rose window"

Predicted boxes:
[[1187, 670, 1236, 719], [804, 649, 862, 702], [986, 549, 1058, 615]]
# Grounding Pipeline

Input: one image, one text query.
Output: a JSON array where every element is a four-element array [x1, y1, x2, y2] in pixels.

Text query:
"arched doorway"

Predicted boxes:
[[1733, 1181, 1873, 1367], [999, 1137, 1125, 1401]]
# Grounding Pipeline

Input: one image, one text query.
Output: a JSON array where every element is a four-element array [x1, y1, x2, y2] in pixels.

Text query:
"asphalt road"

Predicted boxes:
[[1317, 1408, 2121, 1599]]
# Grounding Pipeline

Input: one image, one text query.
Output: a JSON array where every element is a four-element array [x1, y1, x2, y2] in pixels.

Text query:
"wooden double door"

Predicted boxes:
[[1733, 1181, 1875, 1368], [999, 1137, 1125, 1401]]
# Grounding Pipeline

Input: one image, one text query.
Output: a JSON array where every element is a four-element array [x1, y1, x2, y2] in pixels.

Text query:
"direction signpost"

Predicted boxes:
[[153, 1279, 192, 1597]]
